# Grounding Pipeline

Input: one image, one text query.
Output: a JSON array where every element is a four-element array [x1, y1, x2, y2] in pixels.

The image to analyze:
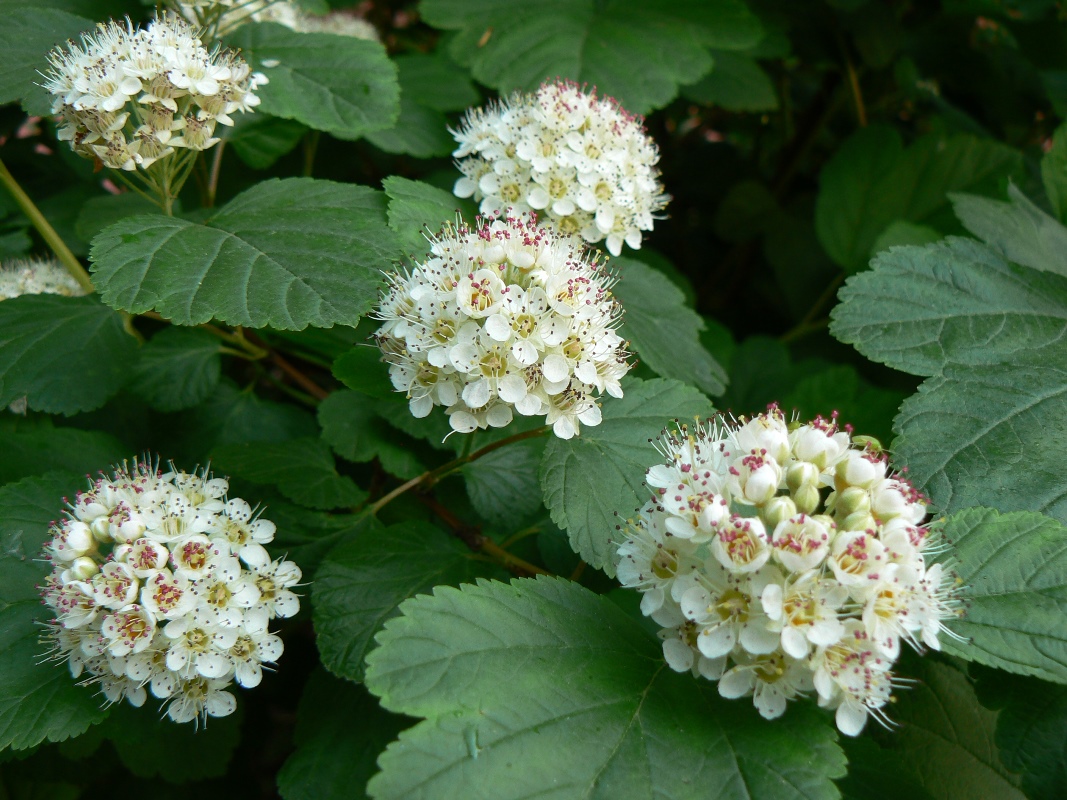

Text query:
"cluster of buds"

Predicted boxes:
[[374, 212, 631, 439], [40, 459, 300, 725], [0, 258, 87, 300], [615, 407, 961, 735], [42, 14, 266, 172], [452, 80, 669, 256]]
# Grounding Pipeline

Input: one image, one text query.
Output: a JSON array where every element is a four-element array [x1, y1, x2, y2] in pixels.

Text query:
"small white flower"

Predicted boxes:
[[0, 258, 87, 300]]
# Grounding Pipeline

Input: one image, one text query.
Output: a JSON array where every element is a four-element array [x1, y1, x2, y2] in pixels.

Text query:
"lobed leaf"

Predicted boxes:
[[317, 390, 425, 480], [364, 576, 846, 800], [934, 507, 1067, 683], [225, 22, 400, 140], [682, 50, 778, 111], [0, 295, 138, 415], [383, 177, 473, 256], [312, 521, 499, 682], [421, 0, 763, 116], [614, 257, 727, 396], [0, 417, 126, 486], [129, 326, 222, 412], [539, 377, 714, 575], [0, 8, 93, 115], [831, 237, 1067, 376], [90, 178, 400, 330], [893, 358, 1067, 524]]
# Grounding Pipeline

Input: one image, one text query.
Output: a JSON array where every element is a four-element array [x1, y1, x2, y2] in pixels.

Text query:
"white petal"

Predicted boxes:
[[718, 668, 754, 699], [662, 638, 694, 672]]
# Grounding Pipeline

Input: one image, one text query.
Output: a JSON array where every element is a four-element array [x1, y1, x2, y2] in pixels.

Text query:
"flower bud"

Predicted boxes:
[[786, 461, 819, 493], [792, 483, 821, 515], [762, 496, 797, 529]]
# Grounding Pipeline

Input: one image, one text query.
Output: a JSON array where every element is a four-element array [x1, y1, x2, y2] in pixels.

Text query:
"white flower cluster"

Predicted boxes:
[[616, 407, 961, 735], [0, 258, 87, 300], [452, 80, 669, 257], [374, 213, 630, 439], [180, 0, 378, 40], [40, 459, 300, 725], [43, 14, 267, 171]]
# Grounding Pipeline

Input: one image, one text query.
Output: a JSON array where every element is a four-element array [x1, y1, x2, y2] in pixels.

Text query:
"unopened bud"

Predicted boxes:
[[793, 483, 821, 515], [762, 496, 797, 529], [786, 462, 819, 493]]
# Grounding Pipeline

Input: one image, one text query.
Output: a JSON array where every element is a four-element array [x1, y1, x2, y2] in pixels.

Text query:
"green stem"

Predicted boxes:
[[0, 157, 94, 293], [369, 425, 551, 515], [303, 130, 320, 177], [206, 141, 226, 208]]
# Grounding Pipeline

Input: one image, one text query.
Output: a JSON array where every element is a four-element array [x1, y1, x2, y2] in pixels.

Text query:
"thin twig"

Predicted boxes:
[[206, 141, 226, 208]]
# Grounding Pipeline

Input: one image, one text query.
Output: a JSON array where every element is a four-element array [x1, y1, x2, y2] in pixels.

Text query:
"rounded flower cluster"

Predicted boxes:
[[0, 258, 87, 300], [40, 459, 300, 725], [43, 14, 267, 172], [374, 213, 630, 439], [452, 80, 669, 257], [615, 407, 961, 735]]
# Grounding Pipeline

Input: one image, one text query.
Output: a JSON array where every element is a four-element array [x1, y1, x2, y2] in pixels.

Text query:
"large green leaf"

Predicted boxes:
[[277, 669, 410, 800], [421, 0, 763, 115], [893, 358, 1067, 524], [364, 576, 845, 800], [312, 521, 499, 682], [224, 113, 308, 170], [831, 237, 1067, 376], [614, 257, 727, 396], [225, 22, 399, 140], [814, 126, 1021, 272], [1042, 123, 1067, 224], [211, 437, 367, 511], [932, 508, 1067, 683], [0, 474, 109, 750], [0, 8, 93, 114], [0, 295, 138, 415], [889, 659, 1023, 800], [90, 178, 400, 330], [462, 438, 546, 529], [0, 417, 126, 486], [129, 326, 222, 412], [540, 377, 714, 574], [951, 184, 1067, 277]]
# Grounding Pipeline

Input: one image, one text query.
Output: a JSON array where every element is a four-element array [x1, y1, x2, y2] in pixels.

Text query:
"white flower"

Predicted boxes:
[[0, 258, 87, 300], [43, 14, 266, 172], [452, 80, 669, 255], [374, 213, 631, 438], [615, 408, 963, 734], [39, 457, 299, 725]]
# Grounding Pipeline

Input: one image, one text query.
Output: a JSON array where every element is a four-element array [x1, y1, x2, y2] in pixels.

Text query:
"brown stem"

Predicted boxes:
[[417, 494, 549, 577], [269, 350, 329, 401]]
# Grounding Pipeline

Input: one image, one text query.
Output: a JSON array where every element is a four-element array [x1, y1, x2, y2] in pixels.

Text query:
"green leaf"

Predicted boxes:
[[260, 496, 368, 579], [781, 365, 905, 447], [90, 178, 400, 330], [0, 417, 126, 486], [364, 576, 845, 800], [835, 737, 935, 800], [0, 9, 93, 115], [224, 113, 308, 170], [333, 346, 396, 400], [932, 508, 1067, 683], [313, 521, 498, 681], [951, 184, 1067, 277], [1042, 123, 1067, 224], [682, 50, 778, 111], [869, 220, 942, 254], [815, 126, 1021, 272], [211, 437, 367, 510], [893, 358, 1067, 524], [974, 669, 1067, 800], [129, 327, 222, 412], [102, 702, 243, 782], [74, 193, 162, 245], [278, 669, 410, 800], [225, 22, 399, 140], [539, 377, 714, 574], [0, 474, 109, 750], [364, 54, 478, 158], [889, 659, 1023, 800], [422, 0, 764, 115], [318, 390, 425, 480], [383, 177, 471, 256], [0, 295, 138, 415], [831, 237, 1067, 376], [462, 438, 546, 529], [614, 257, 727, 396]]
